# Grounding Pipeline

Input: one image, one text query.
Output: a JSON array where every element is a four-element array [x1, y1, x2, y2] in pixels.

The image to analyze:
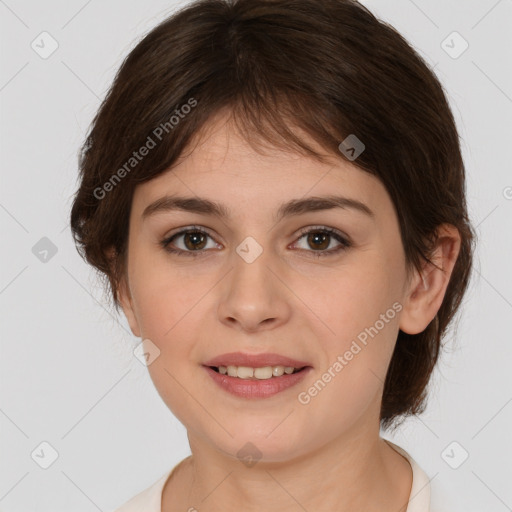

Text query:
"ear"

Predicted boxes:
[[399, 224, 461, 335], [105, 246, 142, 338]]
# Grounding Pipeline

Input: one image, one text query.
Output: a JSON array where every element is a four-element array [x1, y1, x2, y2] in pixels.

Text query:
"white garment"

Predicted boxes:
[[112, 439, 435, 511]]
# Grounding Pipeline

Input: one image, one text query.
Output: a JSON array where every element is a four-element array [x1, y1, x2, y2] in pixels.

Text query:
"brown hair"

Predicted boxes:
[[69, 0, 476, 431]]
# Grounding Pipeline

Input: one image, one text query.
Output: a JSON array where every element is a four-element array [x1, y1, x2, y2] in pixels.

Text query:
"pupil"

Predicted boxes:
[[308, 232, 329, 250], [185, 232, 206, 250]]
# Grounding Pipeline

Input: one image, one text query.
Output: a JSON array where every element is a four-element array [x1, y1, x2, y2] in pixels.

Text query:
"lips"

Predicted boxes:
[[203, 365, 313, 398], [203, 352, 312, 369]]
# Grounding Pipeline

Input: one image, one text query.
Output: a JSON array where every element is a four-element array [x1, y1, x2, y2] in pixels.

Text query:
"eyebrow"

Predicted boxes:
[[142, 194, 375, 222]]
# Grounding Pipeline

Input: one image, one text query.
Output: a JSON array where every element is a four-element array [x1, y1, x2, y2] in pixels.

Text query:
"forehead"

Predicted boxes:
[[131, 111, 388, 218]]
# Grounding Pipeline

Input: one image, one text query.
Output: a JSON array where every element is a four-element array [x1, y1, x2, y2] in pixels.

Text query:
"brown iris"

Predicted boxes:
[[184, 231, 208, 250], [307, 232, 330, 250]]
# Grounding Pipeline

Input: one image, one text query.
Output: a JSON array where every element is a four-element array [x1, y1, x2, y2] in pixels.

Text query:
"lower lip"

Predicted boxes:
[[203, 366, 312, 399]]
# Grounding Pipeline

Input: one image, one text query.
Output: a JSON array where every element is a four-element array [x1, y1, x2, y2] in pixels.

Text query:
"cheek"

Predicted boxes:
[[313, 264, 400, 382], [129, 252, 209, 340], [322, 264, 398, 332], [131, 273, 206, 426], [299, 286, 398, 433]]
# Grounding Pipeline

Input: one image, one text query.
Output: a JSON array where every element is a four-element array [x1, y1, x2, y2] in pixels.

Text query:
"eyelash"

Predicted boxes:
[[160, 225, 352, 259]]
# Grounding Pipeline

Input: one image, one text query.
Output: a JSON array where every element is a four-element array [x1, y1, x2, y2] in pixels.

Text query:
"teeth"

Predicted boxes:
[[217, 365, 300, 379]]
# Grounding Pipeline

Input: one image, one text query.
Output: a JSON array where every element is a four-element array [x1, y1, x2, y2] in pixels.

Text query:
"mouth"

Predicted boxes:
[[203, 351, 311, 371], [207, 364, 307, 379], [201, 354, 312, 399]]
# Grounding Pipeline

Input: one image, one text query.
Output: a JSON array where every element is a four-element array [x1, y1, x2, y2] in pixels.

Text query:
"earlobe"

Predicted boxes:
[[399, 224, 461, 335]]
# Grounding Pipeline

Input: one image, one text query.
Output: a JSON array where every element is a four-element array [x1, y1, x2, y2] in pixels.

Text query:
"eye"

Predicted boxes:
[[292, 226, 351, 257], [160, 225, 351, 258], [160, 226, 219, 257]]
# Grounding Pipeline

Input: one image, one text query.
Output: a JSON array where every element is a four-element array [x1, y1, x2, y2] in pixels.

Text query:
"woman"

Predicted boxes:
[[70, 0, 475, 510]]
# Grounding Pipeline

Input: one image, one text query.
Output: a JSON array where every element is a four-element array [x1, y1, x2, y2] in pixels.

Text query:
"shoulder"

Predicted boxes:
[[384, 439, 453, 512], [384, 439, 432, 512], [111, 467, 175, 512]]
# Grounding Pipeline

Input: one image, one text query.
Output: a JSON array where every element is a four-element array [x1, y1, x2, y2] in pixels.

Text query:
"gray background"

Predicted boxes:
[[1, 0, 511, 511]]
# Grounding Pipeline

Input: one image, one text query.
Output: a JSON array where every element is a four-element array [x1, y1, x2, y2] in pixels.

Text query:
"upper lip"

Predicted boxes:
[[203, 352, 311, 368]]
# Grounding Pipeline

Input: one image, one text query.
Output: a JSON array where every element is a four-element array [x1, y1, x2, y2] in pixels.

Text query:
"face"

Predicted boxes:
[[118, 112, 424, 463]]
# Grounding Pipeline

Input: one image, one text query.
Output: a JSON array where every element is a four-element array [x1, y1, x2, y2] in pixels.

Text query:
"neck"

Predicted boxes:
[[162, 415, 412, 512]]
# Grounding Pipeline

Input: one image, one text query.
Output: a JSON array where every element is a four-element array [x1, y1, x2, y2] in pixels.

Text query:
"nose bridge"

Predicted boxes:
[[217, 234, 289, 331]]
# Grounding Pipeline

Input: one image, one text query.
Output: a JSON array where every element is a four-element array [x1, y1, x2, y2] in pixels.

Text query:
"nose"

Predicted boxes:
[[217, 245, 292, 333]]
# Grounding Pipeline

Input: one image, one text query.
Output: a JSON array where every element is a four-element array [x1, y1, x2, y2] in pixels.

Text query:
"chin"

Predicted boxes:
[[211, 426, 309, 465]]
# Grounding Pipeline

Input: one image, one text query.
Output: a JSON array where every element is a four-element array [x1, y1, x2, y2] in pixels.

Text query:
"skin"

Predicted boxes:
[[117, 110, 461, 512]]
